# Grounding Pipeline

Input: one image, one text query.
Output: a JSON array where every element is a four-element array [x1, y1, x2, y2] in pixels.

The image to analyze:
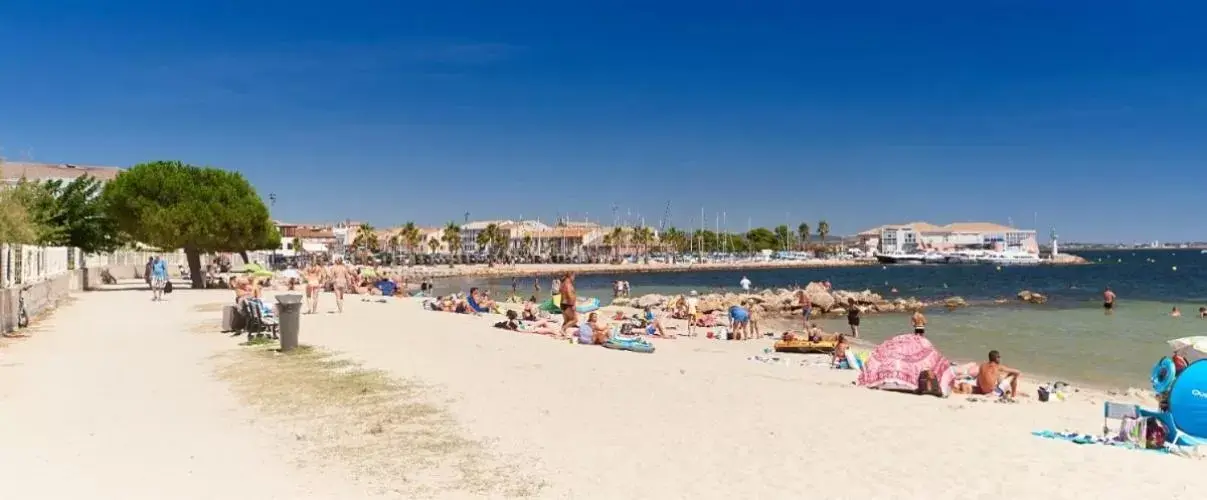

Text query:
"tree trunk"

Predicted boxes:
[[186, 247, 204, 289], [239, 251, 250, 264]]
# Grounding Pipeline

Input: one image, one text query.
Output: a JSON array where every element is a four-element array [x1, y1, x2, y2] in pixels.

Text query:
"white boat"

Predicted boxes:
[[875, 251, 926, 264], [983, 249, 1042, 265]]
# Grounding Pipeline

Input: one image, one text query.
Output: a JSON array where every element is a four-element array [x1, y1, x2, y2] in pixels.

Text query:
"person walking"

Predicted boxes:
[[144, 257, 154, 290], [150, 256, 168, 301]]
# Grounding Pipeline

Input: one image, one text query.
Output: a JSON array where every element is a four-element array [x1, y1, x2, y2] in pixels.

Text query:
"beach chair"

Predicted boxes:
[[239, 298, 279, 339], [1103, 401, 1140, 439]]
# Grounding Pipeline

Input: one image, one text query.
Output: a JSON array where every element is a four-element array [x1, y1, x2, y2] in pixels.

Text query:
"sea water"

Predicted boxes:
[[453, 249, 1207, 390]]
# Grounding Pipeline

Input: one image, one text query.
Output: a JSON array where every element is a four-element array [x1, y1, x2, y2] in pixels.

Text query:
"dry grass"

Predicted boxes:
[[215, 345, 544, 498], [188, 320, 224, 334]]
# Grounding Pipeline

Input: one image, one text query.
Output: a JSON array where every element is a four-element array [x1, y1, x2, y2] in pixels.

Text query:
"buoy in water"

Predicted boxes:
[[881, 266, 887, 270], [1173, 266, 1178, 271], [996, 266, 1002, 271]]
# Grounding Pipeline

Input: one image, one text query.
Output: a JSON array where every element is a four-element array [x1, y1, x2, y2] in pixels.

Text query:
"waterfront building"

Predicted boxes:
[[859, 221, 1039, 254]]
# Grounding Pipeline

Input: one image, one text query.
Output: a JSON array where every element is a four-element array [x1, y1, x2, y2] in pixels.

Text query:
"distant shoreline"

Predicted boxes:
[[398, 255, 1089, 280], [399, 259, 877, 280]]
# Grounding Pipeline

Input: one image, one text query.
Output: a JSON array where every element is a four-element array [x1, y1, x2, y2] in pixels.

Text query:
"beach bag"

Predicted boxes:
[[164, 281, 174, 294]]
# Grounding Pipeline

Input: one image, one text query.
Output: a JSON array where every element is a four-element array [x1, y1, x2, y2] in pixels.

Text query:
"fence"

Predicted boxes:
[[0, 244, 80, 288], [83, 249, 187, 269]]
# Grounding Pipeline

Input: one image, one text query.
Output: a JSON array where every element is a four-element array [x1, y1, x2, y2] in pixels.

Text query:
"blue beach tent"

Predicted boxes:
[[1140, 359, 1207, 447]]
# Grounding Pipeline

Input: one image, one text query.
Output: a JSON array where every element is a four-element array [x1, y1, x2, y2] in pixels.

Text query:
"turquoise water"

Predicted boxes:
[[449, 250, 1207, 389]]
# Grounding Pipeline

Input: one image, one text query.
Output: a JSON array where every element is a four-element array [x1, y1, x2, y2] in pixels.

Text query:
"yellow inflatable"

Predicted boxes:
[[773, 339, 838, 354]]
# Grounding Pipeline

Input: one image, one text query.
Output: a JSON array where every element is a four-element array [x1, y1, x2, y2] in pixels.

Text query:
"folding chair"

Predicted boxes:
[[1103, 401, 1141, 440]]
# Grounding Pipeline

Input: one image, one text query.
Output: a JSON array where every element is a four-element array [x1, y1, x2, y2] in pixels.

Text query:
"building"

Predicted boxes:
[[1, 161, 122, 185], [861, 221, 1039, 254]]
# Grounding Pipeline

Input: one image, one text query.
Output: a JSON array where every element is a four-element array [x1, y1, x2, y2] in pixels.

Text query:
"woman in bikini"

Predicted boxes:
[[303, 262, 325, 314]]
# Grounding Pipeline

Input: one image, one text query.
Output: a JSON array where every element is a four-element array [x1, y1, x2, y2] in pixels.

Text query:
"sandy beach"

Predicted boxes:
[[0, 285, 1201, 499]]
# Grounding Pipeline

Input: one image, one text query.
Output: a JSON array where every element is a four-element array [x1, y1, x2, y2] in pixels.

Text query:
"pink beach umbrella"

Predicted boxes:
[[857, 333, 956, 397]]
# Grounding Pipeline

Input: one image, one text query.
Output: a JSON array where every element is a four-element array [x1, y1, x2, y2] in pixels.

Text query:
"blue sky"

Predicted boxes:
[[1, 1, 1205, 242]]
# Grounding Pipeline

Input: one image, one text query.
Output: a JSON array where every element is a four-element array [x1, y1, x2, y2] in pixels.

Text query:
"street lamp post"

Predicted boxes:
[[269, 193, 277, 269]]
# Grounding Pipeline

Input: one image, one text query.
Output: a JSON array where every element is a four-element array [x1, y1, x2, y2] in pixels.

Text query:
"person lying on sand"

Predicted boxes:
[[953, 350, 1021, 399]]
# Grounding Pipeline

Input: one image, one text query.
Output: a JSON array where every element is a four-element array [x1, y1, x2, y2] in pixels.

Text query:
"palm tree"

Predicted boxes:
[[797, 222, 811, 250], [400, 222, 422, 264], [609, 226, 627, 258], [632, 226, 654, 259], [291, 236, 304, 263], [442, 221, 462, 265], [427, 237, 440, 255], [817, 220, 830, 253], [774, 225, 790, 251], [353, 223, 378, 263], [521, 235, 534, 258], [477, 223, 508, 262]]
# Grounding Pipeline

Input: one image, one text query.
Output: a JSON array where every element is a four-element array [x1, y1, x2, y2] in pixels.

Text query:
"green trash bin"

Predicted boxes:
[[276, 294, 304, 352]]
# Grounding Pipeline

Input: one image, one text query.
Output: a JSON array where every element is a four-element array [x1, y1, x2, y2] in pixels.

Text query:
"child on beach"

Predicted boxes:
[[685, 291, 700, 337], [746, 301, 762, 340], [832, 334, 850, 367]]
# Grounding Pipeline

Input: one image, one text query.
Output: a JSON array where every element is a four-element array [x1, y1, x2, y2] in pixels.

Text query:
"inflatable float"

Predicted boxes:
[[774, 339, 838, 354], [603, 335, 655, 353], [539, 297, 601, 314]]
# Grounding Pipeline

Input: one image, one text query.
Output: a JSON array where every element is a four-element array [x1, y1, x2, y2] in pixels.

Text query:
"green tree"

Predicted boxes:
[[442, 221, 462, 264], [101, 160, 279, 288], [400, 222, 422, 261], [745, 227, 778, 251], [817, 220, 831, 247], [773, 225, 790, 250], [797, 222, 811, 250], [427, 237, 440, 254], [0, 183, 41, 244]]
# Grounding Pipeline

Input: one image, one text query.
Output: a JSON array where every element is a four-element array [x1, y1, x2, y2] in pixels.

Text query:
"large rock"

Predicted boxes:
[[635, 294, 668, 308], [944, 296, 967, 308], [610, 297, 632, 307], [1016, 290, 1048, 304], [803, 282, 836, 312]]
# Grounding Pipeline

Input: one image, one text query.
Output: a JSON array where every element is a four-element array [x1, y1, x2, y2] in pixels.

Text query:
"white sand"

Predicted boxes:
[[1, 286, 1203, 499]]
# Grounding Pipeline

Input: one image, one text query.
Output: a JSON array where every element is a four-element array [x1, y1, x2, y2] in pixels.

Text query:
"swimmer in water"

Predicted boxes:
[[1103, 287, 1116, 314], [1171, 306, 1182, 318]]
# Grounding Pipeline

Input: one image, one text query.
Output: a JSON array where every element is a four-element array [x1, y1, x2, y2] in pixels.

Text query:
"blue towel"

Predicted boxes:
[[1031, 430, 1169, 453]]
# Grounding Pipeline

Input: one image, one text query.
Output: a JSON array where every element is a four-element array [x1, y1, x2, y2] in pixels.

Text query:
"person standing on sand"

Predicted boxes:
[[794, 288, 813, 327], [911, 309, 927, 335], [1103, 287, 1116, 312], [329, 257, 351, 313], [685, 290, 700, 337], [846, 297, 861, 338], [150, 256, 168, 301], [559, 273, 577, 328], [144, 257, 154, 289], [303, 261, 325, 314]]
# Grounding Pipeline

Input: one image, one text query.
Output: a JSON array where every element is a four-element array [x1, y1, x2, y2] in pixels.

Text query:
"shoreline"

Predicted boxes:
[[396, 255, 1089, 281], [397, 259, 877, 280]]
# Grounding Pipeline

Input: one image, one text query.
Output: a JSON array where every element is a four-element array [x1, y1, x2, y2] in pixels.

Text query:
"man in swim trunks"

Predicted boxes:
[[685, 290, 700, 337], [1103, 287, 1116, 311], [975, 350, 1021, 399], [794, 288, 812, 327], [911, 309, 927, 335], [559, 272, 577, 329], [329, 257, 351, 313]]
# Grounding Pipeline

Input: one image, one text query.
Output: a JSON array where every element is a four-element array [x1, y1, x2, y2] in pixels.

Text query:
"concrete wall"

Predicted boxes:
[[0, 268, 85, 334]]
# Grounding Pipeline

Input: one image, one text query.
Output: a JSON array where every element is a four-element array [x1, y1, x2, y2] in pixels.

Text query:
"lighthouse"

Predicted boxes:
[[1050, 228, 1059, 257]]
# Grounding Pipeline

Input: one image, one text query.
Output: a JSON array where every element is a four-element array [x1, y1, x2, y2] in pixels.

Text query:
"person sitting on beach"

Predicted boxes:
[[954, 350, 1021, 399], [495, 310, 523, 331], [522, 297, 538, 321], [578, 312, 611, 345], [832, 334, 850, 368], [642, 306, 670, 338], [911, 309, 927, 335]]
